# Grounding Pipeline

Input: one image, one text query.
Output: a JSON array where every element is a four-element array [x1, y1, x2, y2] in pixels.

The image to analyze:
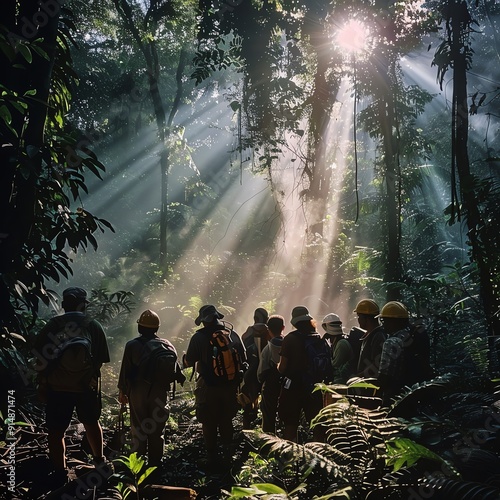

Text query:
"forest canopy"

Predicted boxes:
[[1, 0, 499, 357], [1, 0, 500, 499]]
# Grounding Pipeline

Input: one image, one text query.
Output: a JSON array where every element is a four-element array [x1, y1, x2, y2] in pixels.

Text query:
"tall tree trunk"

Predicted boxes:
[[305, 34, 339, 250], [159, 49, 187, 270], [380, 85, 402, 295], [114, 0, 185, 273], [145, 66, 168, 267], [0, 0, 60, 331], [375, 0, 402, 299], [450, 0, 499, 342]]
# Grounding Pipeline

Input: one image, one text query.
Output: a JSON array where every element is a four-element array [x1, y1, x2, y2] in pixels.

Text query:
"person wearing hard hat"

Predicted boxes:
[[321, 313, 353, 384], [118, 309, 181, 467], [353, 299, 386, 379], [376, 301, 431, 405]]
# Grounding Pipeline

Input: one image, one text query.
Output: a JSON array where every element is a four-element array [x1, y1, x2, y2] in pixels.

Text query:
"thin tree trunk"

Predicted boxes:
[[380, 87, 402, 294], [159, 49, 187, 270], [375, 0, 402, 298], [114, 0, 186, 273]]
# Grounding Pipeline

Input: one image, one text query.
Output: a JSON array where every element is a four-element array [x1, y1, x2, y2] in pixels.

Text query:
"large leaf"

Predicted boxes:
[[385, 437, 445, 472]]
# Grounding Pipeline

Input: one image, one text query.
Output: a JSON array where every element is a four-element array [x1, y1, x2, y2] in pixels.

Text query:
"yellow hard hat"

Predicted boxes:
[[376, 301, 409, 319], [353, 299, 380, 316], [137, 309, 160, 328]]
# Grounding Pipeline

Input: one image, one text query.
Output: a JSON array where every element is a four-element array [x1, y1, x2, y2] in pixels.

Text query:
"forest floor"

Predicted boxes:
[[1, 390, 256, 500]]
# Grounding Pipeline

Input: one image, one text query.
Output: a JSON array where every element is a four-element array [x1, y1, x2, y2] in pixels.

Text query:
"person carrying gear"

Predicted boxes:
[[353, 299, 386, 379], [377, 301, 431, 405], [182, 305, 247, 469], [33, 287, 110, 488], [321, 313, 353, 384], [278, 306, 331, 442], [240, 307, 270, 429], [257, 314, 285, 434], [118, 309, 181, 467]]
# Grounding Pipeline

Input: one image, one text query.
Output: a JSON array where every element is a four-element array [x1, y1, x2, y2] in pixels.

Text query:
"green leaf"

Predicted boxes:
[[0, 105, 12, 125], [10, 101, 27, 114], [128, 452, 146, 474], [385, 438, 444, 472], [347, 381, 380, 390], [83, 158, 104, 179], [138, 466, 157, 485], [251, 483, 287, 494], [230, 486, 263, 497], [18, 43, 32, 63], [13, 421, 32, 427], [113, 457, 132, 469], [229, 100, 240, 112], [96, 218, 115, 232], [30, 44, 49, 60], [110, 471, 134, 482]]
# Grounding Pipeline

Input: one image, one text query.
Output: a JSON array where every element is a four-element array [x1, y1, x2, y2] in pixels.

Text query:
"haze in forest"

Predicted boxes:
[[2, 0, 500, 366]]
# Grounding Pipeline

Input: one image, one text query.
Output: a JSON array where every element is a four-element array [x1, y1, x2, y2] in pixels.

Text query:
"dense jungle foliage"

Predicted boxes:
[[1, 0, 500, 498]]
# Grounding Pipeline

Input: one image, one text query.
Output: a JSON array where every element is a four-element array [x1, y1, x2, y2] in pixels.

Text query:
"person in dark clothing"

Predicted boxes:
[[182, 305, 246, 465], [240, 307, 269, 429], [353, 299, 386, 379], [404, 319, 433, 386], [377, 301, 431, 405], [33, 287, 110, 486], [257, 314, 284, 434], [345, 326, 364, 377], [278, 306, 325, 442], [118, 309, 180, 466]]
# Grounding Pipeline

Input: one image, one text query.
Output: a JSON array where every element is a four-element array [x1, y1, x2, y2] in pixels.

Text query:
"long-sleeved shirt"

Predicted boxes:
[[257, 336, 283, 384], [357, 326, 386, 378]]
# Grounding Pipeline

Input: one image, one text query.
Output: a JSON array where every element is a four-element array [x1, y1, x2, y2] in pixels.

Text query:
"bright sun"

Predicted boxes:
[[336, 19, 369, 55]]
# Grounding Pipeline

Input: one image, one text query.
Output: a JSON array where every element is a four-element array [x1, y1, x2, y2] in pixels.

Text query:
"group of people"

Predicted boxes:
[[32, 286, 432, 484]]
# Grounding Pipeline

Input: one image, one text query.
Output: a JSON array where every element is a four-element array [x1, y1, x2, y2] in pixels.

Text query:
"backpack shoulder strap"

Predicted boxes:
[[137, 335, 161, 353], [220, 320, 234, 332]]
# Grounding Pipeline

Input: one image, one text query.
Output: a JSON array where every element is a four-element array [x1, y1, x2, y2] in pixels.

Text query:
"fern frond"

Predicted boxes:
[[243, 431, 353, 476], [315, 399, 402, 452], [388, 374, 454, 418], [385, 437, 446, 472], [440, 391, 497, 424], [423, 477, 500, 499]]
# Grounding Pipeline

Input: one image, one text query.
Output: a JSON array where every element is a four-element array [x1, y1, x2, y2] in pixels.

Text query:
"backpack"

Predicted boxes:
[[45, 335, 94, 392], [137, 338, 178, 394], [402, 323, 432, 385], [345, 327, 363, 377], [209, 326, 242, 382], [293, 332, 334, 388]]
